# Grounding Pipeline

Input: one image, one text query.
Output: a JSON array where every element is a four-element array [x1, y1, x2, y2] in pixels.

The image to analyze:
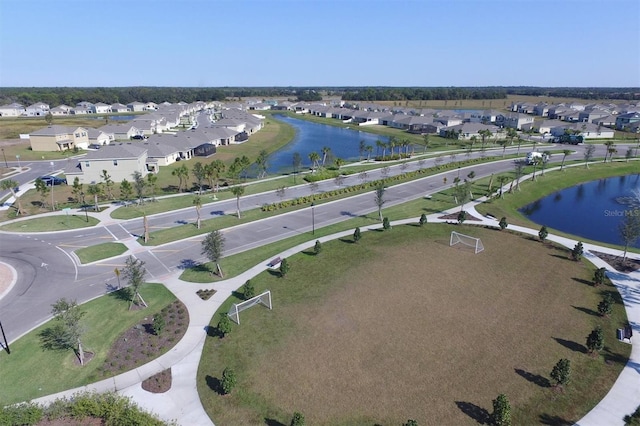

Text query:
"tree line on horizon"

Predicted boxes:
[[0, 86, 637, 107]]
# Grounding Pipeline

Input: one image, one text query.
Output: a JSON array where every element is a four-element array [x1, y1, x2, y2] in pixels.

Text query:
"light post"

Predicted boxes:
[[15, 155, 21, 170], [457, 166, 461, 179], [1, 148, 7, 167], [311, 202, 315, 235], [80, 192, 88, 222]]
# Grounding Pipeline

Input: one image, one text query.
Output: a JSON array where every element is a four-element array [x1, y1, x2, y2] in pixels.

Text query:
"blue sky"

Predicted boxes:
[[1, 0, 638, 87]]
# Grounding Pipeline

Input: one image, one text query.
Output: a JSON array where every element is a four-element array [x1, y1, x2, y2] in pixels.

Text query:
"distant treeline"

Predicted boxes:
[[0, 86, 637, 106]]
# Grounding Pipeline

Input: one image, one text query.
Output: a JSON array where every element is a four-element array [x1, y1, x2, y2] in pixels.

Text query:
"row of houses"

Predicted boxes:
[[0, 101, 168, 117], [58, 104, 265, 184], [510, 101, 640, 132]]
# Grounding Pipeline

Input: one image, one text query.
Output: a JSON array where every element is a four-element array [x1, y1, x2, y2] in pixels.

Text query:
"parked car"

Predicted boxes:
[[38, 175, 67, 186], [88, 143, 102, 149], [131, 135, 146, 140]]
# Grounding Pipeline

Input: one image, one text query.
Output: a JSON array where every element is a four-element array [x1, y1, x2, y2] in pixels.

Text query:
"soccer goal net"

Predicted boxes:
[[228, 290, 272, 324], [450, 231, 484, 254]]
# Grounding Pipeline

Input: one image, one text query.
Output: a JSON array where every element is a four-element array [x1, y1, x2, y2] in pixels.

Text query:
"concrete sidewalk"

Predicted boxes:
[[28, 202, 640, 425]]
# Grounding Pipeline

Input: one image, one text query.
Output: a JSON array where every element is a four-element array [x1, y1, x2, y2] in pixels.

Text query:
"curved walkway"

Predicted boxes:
[[26, 200, 640, 426]]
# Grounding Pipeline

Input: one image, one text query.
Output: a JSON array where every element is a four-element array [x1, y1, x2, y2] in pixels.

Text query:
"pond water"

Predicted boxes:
[[266, 115, 395, 173], [519, 174, 640, 248]]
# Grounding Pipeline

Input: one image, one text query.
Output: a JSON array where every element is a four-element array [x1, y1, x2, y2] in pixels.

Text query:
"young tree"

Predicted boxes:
[[101, 170, 114, 200], [513, 161, 524, 192], [538, 225, 548, 242], [571, 241, 584, 261], [382, 217, 391, 230], [221, 367, 236, 395], [491, 393, 511, 426], [308, 152, 321, 170], [586, 326, 604, 354], [204, 160, 225, 192], [604, 140, 616, 162], [86, 183, 102, 212], [374, 184, 386, 221], [560, 149, 571, 171], [193, 196, 202, 229], [584, 144, 596, 168], [625, 147, 634, 162], [192, 161, 206, 194], [35, 177, 50, 210], [146, 172, 158, 201], [457, 210, 467, 224], [499, 217, 508, 230], [40, 298, 87, 365], [132, 171, 146, 205], [358, 139, 366, 161], [540, 150, 551, 176], [353, 227, 361, 243], [403, 420, 418, 426], [291, 412, 305, 426], [593, 267, 607, 287], [123, 256, 147, 309], [334, 157, 345, 171], [45, 112, 53, 125], [0, 178, 24, 215], [230, 185, 246, 219], [202, 230, 225, 277], [419, 213, 427, 226], [172, 164, 189, 192], [365, 144, 373, 161], [314, 240, 322, 255], [255, 149, 269, 178], [218, 313, 232, 338], [119, 179, 133, 205], [598, 293, 614, 317], [152, 315, 165, 336], [279, 257, 290, 278], [242, 279, 255, 300], [71, 176, 83, 204], [550, 358, 571, 387], [618, 210, 640, 263], [321, 146, 331, 166]]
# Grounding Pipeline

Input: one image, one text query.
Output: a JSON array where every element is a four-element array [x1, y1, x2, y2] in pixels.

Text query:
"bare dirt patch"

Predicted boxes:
[[142, 368, 172, 393], [97, 300, 188, 379]]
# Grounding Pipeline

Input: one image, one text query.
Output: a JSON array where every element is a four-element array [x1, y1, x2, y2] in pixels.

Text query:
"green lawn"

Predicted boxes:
[[0, 284, 176, 405], [75, 242, 127, 264], [0, 214, 99, 231]]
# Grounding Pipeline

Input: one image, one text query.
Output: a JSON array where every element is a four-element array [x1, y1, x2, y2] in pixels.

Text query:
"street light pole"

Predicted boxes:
[[1, 148, 7, 167], [311, 202, 315, 235], [81, 192, 88, 222]]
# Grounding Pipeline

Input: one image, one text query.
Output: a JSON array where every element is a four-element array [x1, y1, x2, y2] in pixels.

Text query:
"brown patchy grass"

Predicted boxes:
[[198, 224, 629, 425]]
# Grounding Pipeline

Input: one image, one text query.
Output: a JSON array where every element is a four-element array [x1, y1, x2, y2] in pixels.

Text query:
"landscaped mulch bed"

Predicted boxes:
[[96, 300, 189, 380], [197, 289, 216, 300], [437, 211, 482, 221], [591, 250, 640, 273], [142, 368, 172, 393]]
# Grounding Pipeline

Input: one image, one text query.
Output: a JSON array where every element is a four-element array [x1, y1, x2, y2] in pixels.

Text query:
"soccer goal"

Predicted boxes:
[[227, 290, 272, 324], [450, 231, 484, 254]]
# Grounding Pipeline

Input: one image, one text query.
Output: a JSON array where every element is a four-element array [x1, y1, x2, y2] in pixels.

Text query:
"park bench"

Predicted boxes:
[[617, 325, 633, 343], [268, 257, 282, 268]]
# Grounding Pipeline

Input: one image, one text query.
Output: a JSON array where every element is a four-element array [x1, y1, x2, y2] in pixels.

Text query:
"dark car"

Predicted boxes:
[[131, 135, 146, 140], [38, 175, 67, 186]]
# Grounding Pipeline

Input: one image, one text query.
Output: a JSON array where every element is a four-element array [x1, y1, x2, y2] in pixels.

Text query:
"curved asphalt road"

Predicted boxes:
[[0, 143, 635, 343]]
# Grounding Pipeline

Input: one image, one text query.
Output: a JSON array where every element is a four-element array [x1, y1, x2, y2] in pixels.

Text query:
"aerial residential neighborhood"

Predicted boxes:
[[1, 0, 639, 425]]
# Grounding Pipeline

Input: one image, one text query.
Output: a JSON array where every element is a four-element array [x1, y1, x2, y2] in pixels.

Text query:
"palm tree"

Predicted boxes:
[[531, 157, 540, 181], [334, 157, 345, 170], [0, 179, 24, 215], [497, 175, 510, 198], [205, 160, 225, 192], [321, 146, 331, 166], [541, 150, 552, 176], [604, 140, 616, 162], [388, 137, 397, 157], [172, 164, 189, 192], [422, 134, 430, 153], [515, 135, 523, 155], [380, 141, 387, 159], [506, 128, 518, 147], [497, 139, 509, 158], [469, 135, 478, 151], [308, 152, 320, 170], [478, 129, 492, 151], [561, 149, 571, 170], [375, 139, 384, 157], [146, 173, 158, 201], [230, 185, 245, 219], [193, 196, 202, 229]]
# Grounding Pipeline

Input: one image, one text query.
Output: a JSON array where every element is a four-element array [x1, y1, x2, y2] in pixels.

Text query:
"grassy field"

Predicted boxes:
[[197, 224, 630, 425], [0, 213, 99, 231], [75, 242, 127, 264], [0, 283, 176, 405]]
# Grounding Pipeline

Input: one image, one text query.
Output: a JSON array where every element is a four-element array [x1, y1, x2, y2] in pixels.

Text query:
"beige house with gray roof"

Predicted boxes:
[[29, 125, 89, 152], [66, 143, 149, 184]]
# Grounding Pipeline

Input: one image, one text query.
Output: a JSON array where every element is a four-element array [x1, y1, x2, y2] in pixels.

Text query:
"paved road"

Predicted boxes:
[[0, 143, 635, 342]]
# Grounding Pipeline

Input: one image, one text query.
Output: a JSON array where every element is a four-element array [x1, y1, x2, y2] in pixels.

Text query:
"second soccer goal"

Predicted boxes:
[[450, 231, 484, 254]]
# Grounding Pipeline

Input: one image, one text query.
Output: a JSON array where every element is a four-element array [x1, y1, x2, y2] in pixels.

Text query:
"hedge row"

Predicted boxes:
[[261, 156, 497, 212]]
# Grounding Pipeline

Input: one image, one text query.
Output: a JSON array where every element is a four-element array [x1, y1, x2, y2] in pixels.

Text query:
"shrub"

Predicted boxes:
[[419, 213, 427, 226], [218, 313, 232, 338], [586, 326, 604, 354], [314, 240, 322, 255], [152, 315, 165, 336], [382, 217, 391, 230], [491, 394, 511, 426], [538, 225, 548, 242], [243, 279, 255, 300], [498, 216, 508, 230], [550, 358, 571, 387], [291, 412, 305, 426], [221, 367, 237, 395], [353, 227, 361, 243], [593, 267, 606, 286], [571, 241, 584, 261], [598, 293, 614, 317]]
